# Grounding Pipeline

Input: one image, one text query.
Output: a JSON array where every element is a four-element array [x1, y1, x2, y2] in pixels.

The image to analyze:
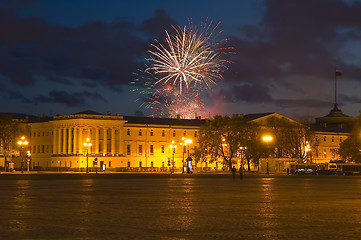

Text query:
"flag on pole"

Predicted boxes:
[[335, 69, 342, 76]]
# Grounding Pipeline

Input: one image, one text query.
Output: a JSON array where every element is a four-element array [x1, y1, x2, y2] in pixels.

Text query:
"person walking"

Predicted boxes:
[[232, 166, 236, 178], [239, 166, 243, 179]]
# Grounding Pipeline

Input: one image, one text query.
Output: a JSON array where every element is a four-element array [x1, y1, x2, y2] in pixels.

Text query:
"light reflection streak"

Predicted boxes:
[[9, 180, 31, 233], [258, 178, 277, 236], [75, 178, 94, 234], [165, 178, 196, 231]]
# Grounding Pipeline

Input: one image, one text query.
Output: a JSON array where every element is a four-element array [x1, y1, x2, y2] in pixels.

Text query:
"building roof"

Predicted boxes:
[[73, 110, 103, 115], [123, 116, 205, 127], [243, 112, 275, 121], [0, 112, 37, 121]]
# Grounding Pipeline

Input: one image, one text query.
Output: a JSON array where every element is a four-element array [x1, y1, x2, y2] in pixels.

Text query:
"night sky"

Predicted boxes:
[[1, 0, 361, 121]]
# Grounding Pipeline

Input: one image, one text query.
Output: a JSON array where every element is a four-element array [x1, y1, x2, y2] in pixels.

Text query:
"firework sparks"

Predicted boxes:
[[147, 19, 231, 93], [146, 83, 205, 119]]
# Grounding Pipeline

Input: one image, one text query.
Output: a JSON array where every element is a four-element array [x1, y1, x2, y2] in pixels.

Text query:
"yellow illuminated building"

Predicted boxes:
[[309, 104, 356, 163], [28, 111, 203, 172]]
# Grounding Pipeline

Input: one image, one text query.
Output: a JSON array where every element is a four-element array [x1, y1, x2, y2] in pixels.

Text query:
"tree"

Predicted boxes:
[[339, 115, 361, 162], [263, 116, 309, 160], [198, 115, 249, 171], [0, 114, 26, 170]]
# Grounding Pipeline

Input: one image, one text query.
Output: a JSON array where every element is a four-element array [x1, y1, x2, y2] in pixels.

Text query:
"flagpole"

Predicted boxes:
[[335, 68, 337, 106]]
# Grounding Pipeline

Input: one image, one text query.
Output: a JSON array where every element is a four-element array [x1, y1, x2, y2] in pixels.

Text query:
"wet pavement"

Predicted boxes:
[[1, 173, 361, 239]]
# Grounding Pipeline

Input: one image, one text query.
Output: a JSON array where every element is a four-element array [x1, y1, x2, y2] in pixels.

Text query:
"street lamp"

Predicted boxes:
[[17, 136, 28, 173], [83, 138, 92, 173], [169, 141, 177, 173], [239, 146, 247, 172], [26, 150, 31, 172], [262, 135, 273, 175], [180, 137, 192, 173], [305, 141, 311, 163]]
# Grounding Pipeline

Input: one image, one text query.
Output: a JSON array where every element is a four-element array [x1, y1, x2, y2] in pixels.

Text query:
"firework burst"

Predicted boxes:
[[147, 19, 231, 93]]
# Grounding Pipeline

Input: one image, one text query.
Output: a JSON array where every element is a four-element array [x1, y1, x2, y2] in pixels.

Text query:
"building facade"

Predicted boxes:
[[28, 111, 204, 172], [309, 104, 356, 163]]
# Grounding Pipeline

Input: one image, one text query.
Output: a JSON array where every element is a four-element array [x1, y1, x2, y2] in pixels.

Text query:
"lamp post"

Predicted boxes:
[[180, 137, 192, 173], [83, 138, 92, 173], [26, 150, 31, 172], [239, 146, 247, 172], [17, 136, 28, 174], [305, 141, 311, 163], [262, 135, 273, 175], [169, 141, 177, 173]]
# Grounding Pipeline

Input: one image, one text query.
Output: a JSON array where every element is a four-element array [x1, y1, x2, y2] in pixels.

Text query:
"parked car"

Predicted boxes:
[[294, 168, 315, 175]]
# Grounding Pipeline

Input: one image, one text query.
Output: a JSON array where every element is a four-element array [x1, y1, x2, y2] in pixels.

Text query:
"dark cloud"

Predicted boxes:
[[33, 90, 105, 107], [274, 99, 331, 109], [214, 84, 272, 103], [7, 90, 31, 103], [220, 0, 361, 109], [0, 0, 36, 8], [139, 8, 178, 39], [134, 110, 144, 117], [0, 7, 177, 90], [340, 94, 361, 104]]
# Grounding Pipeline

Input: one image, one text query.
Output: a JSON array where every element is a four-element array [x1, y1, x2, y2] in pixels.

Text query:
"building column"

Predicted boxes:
[[68, 127, 72, 154], [73, 127, 78, 154], [118, 127, 123, 156], [103, 127, 107, 154], [61, 128, 65, 154], [78, 127, 83, 154], [58, 128, 61, 154], [111, 128, 115, 156], [53, 128, 57, 154], [95, 127, 99, 154]]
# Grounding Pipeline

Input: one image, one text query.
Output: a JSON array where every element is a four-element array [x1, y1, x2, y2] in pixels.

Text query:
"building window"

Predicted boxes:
[[150, 129, 153, 136], [340, 137, 343, 142], [127, 129, 130, 135], [324, 151, 327, 158], [109, 161, 112, 168], [139, 161, 142, 168], [38, 132, 40, 136], [162, 130, 165, 137], [47, 132, 49, 136], [150, 145, 154, 155], [127, 144, 131, 155], [315, 136, 318, 141], [184, 131, 186, 136], [324, 136, 326, 142], [38, 145, 40, 153], [139, 145, 143, 155], [332, 136, 334, 142], [127, 161, 130, 168], [139, 129, 142, 136], [46, 145, 49, 153], [33, 145, 36, 153], [161, 145, 165, 153], [195, 131, 198, 137], [173, 130, 176, 137], [33, 132, 36, 137]]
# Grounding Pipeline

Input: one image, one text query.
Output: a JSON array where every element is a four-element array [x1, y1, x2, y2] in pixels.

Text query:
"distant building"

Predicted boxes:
[[309, 104, 356, 163], [26, 110, 204, 172]]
